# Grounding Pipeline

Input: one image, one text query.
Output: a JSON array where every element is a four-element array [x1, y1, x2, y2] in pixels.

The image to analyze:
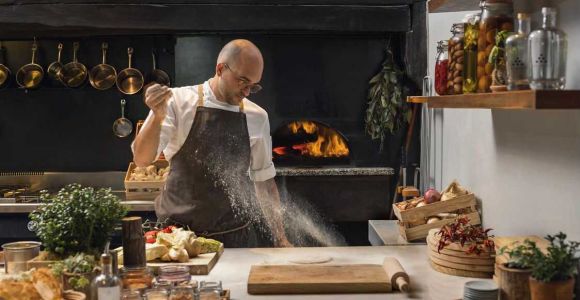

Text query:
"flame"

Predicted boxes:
[[273, 147, 287, 155], [283, 121, 349, 158]]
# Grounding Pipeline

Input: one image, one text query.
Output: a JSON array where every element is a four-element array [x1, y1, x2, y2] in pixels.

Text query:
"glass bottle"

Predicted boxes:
[[477, 0, 514, 93], [434, 40, 449, 96], [463, 12, 481, 93], [448, 23, 465, 95], [91, 251, 122, 300], [505, 13, 531, 90], [528, 7, 567, 90]]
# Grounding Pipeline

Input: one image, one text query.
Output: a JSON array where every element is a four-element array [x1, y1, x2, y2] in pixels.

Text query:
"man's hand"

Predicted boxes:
[[144, 83, 172, 121]]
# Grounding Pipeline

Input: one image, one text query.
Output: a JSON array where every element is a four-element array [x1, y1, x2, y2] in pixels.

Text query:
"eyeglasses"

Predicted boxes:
[[223, 63, 263, 94]]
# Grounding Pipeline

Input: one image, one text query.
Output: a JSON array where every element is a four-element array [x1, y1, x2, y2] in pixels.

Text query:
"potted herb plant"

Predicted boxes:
[[497, 240, 536, 300], [528, 232, 579, 300], [29, 183, 128, 257], [51, 253, 98, 297]]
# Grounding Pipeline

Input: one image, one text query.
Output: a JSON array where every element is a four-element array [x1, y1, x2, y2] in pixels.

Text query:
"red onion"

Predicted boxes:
[[424, 188, 441, 204]]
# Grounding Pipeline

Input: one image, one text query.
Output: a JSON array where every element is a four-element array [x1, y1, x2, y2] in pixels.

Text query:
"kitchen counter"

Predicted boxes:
[[0, 200, 155, 214], [368, 220, 427, 246], [191, 245, 489, 299]]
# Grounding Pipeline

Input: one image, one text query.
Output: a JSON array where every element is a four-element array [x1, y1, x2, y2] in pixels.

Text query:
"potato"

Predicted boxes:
[[485, 63, 494, 76], [486, 30, 496, 44], [478, 76, 490, 91], [477, 66, 485, 78]]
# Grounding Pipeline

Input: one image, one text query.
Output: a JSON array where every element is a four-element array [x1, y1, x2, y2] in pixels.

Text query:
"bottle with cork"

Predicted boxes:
[[90, 242, 121, 300]]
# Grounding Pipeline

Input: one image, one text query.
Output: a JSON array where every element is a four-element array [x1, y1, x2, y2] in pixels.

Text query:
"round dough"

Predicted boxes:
[[288, 255, 333, 264]]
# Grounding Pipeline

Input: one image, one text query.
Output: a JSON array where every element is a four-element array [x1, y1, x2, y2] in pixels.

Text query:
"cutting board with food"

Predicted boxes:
[[247, 257, 410, 295], [117, 226, 224, 275]]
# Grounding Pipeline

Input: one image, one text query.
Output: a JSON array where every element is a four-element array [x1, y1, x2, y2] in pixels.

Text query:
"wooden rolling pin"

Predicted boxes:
[[383, 257, 410, 293]]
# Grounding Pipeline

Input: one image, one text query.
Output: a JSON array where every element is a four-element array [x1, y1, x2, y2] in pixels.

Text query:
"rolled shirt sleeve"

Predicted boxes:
[[249, 117, 276, 182]]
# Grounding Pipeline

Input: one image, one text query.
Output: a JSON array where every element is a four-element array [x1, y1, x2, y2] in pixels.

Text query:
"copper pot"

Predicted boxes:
[[89, 42, 117, 90], [47, 43, 65, 84], [16, 40, 44, 89], [0, 41, 11, 89], [62, 42, 88, 88], [116, 47, 143, 95], [529, 276, 575, 300], [144, 49, 170, 87]]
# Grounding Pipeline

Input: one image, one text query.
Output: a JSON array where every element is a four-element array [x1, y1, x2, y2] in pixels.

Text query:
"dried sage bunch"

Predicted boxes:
[[365, 46, 411, 151]]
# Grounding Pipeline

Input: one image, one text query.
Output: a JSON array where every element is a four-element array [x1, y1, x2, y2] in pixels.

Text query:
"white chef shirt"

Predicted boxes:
[[132, 80, 276, 182]]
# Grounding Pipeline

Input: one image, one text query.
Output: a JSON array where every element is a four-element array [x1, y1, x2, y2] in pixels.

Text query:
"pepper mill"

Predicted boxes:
[[121, 216, 146, 268]]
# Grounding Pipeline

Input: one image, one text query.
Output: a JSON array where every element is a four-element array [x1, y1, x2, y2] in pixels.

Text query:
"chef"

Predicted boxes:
[[132, 39, 291, 247]]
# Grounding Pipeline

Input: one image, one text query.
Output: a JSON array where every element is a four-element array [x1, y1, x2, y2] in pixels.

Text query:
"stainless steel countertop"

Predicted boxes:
[[0, 200, 155, 214]]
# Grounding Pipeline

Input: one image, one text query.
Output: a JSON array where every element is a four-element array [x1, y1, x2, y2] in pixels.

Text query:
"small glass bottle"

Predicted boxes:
[[528, 7, 567, 90], [463, 12, 482, 93], [505, 13, 531, 90], [91, 251, 122, 300], [477, 0, 514, 93], [434, 40, 449, 96], [448, 23, 465, 95]]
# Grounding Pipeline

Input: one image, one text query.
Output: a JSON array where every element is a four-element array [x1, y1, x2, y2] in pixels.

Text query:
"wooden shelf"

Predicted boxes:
[[428, 0, 566, 13], [407, 90, 580, 109]]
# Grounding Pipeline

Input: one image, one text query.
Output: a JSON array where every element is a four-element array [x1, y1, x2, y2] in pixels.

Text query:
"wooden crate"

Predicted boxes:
[[124, 160, 169, 200], [393, 193, 480, 241]]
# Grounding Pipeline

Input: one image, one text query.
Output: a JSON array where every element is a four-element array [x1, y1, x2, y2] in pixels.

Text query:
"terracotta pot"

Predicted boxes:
[[529, 276, 575, 300], [63, 271, 97, 300], [496, 263, 531, 300]]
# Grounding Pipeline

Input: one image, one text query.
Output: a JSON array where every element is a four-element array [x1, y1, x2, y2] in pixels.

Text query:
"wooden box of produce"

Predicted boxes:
[[392, 181, 480, 241], [124, 160, 169, 200]]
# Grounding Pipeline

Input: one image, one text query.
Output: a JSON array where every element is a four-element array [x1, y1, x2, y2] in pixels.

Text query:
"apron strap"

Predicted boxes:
[[196, 84, 205, 108], [196, 81, 245, 113]]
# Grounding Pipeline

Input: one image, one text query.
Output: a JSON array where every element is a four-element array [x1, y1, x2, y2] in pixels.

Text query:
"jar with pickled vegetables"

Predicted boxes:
[[447, 23, 465, 95], [434, 40, 449, 96], [463, 12, 481, 93], [476, 0, 513, 93]]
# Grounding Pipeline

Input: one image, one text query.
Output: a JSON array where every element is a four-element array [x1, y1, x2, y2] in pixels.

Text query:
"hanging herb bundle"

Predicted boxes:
[[365, 45, 412, 151]]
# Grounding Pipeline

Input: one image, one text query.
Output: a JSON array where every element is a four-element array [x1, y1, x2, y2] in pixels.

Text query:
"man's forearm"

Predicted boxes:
[[254, 178, 288, 244], [133, 116, 164, 167]]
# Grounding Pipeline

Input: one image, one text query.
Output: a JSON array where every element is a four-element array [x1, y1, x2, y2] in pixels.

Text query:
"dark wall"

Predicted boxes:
[[0, 34, 419, 172], [0, 36, 175, 171], [175, 34, 415, 168]]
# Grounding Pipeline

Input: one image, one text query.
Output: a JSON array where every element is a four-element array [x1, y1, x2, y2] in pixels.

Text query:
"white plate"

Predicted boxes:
[[465, 280, 498, 291]]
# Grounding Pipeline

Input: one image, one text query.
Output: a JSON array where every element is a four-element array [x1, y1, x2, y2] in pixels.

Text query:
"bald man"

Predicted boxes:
[[133, 39, 291, 248]]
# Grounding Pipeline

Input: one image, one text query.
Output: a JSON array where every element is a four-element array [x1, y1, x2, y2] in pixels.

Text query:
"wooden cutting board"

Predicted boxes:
[[147, 245, 224, 275], [247, 264, 393, 294]]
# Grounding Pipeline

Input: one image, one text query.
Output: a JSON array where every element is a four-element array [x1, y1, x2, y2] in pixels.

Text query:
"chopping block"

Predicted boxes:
[[247, 257, 410, 294]]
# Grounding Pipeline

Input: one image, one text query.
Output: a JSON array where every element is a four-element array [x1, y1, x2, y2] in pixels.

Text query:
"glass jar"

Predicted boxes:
[[122, 289, 143, 300], [434, 40, 449, 96], [505, 13, 531, 90], [448, 23, 465, 95], [463, 12, 481, 93], [528, 7, 567, 90], [169, 285, 196, 300], [158, 265, 191, 285], [120, 266, 154, 291], [477, 0, 514, 93], [145, 288, 169, 300]]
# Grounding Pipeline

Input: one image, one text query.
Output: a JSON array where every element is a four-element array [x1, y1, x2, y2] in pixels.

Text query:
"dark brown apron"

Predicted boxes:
[[155, 84, 258, 247]]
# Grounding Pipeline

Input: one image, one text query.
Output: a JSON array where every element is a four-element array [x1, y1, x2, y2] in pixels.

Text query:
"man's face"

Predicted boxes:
[[217, 59, 263, 105]]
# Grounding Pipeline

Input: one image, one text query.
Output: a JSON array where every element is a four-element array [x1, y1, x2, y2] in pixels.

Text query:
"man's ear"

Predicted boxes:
[[216, 63, 224, 76]]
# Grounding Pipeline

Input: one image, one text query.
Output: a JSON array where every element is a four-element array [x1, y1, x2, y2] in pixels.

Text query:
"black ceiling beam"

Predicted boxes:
[[0, 3, 412, 38]]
